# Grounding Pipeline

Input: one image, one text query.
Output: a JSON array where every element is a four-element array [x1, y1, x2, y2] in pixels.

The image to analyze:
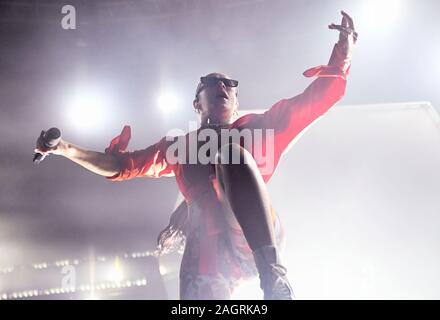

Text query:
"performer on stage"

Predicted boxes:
[[35, 11, 356, 300]]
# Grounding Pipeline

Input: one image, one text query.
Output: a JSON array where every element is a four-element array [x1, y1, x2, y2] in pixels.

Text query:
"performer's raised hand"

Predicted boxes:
[[33, 128, 120, 176], [34, 128, 66, 158], [328, 10, 357, 56]]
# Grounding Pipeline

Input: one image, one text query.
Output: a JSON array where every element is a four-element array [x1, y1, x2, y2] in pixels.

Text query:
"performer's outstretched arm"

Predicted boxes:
[[103, 125, 175, 180], [35, 139, 121, 177], [261, 11, 357, 153], [34, 125, 175, 179]]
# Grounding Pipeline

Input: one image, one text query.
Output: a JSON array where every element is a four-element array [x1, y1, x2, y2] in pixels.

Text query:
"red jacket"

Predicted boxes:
[[105, 42, 350, 274]]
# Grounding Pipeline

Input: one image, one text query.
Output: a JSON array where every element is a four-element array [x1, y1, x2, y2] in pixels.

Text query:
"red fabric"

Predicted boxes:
[[105, 125, 131, 154], [105, 42, 350, 275]]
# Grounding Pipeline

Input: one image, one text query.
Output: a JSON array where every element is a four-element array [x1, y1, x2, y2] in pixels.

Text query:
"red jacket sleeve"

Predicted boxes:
[[105, 126, 175, 181], [261, 42, 350, 155]]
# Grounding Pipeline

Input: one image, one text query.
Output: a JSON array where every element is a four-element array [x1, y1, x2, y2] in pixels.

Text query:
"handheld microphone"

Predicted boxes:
[[33, 127, 61, 164]]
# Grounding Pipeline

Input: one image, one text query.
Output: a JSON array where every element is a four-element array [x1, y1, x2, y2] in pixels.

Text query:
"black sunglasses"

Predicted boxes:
[[201, 76, 239, 87], [196, 76, 239, 97]]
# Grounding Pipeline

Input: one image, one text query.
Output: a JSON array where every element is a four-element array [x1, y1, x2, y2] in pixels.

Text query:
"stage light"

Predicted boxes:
[[65, 87, 111, 131], [231, 278, 263, 300], [107, 268, 124, 282], [159, 265, 168, 275], [158, 92, 179, 113], [360, 0, 405, 31], [87, 292, 99, 300], [106, 257, 124, 283]]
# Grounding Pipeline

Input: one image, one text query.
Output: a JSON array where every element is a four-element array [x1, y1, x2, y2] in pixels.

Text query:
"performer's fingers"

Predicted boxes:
[[341, 13, 348, 28], [329, 23, 358, 44], [353, 31, 358, 43], [328, 23, 340, 30], [341, 10, 355, 30], [329, 24, 355, 36], [328, 23, 346, 34]]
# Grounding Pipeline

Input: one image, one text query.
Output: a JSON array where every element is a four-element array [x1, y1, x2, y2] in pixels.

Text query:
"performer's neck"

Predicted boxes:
[[200, 117, 232, 127]]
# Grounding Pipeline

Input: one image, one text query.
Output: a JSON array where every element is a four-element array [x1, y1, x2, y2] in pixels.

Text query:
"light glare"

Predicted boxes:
[[65, 87, 111, 131], [158, 92, 179, 113], [361, 0, 405, 31]]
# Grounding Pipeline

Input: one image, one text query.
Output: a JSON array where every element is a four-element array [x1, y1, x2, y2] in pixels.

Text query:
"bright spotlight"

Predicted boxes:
[[86, 292, 99, 300], [106, 257, 124, 283], [65, 87, 111, 131], [107, 267, 124, 283], [231, 278, 263, 300], [361, 0, 405, 30], [159, 265, 168, 276], [158, 92, 179, 113]]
